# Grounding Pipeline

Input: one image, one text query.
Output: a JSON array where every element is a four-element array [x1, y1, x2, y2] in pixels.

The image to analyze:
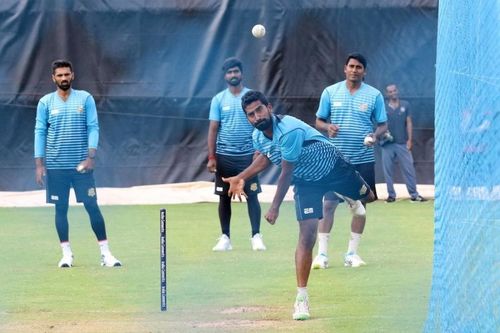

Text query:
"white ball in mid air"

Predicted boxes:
[[252, 24, 266, 38]]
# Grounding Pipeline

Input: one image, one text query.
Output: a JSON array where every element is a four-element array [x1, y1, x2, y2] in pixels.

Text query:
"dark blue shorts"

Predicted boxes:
[[324, 161, 378, 202], [46, 169, 98, 204], [293, 158, 371, 221], [214, 153, 261, 196]]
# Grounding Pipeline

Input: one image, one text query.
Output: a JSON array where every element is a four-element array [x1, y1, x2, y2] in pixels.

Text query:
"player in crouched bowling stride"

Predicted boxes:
[[223, 91, 375, 320], [34, 59, 121, 268]]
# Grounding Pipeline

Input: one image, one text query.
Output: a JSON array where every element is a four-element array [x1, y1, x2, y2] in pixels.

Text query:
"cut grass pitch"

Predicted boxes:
[[0, 200, 433, 332]]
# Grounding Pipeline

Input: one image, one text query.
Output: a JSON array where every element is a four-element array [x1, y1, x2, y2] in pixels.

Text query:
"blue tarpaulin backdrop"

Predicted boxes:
[[0, 1, 437, 190]]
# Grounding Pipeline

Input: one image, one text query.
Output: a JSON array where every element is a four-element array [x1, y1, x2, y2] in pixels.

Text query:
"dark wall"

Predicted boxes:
[[0, 0, 437, 191]]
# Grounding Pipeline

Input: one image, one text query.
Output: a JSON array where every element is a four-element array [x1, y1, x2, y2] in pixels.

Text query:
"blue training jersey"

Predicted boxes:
[[316, 81, 387, 164], [34, 89, 99, 169], [209, 87, 254, 156], [253, 115, 341, 182]]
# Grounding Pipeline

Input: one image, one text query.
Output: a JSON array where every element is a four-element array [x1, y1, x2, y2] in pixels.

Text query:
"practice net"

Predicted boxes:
[[425, 1, 499, 332]]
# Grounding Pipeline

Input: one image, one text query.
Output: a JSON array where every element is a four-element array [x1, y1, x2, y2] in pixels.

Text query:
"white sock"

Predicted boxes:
[[297, 287, 308, 298], [317, 233, 330, 256], [347, 232, 362, 254], [61, 242, 72, 256], [98, 240, 111, 256]]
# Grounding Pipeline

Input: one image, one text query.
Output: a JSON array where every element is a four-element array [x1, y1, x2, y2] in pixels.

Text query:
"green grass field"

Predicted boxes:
[[0, 200, 433, 333]]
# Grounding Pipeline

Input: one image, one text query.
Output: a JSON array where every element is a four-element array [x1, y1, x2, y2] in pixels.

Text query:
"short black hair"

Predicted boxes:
[[222, 57, 243, 73], [51, 59, 73, 74], [345, 53, 367, 69], [241, 90, 269, 112]]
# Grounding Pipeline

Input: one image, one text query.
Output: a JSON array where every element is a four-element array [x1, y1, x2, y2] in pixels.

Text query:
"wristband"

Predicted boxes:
[[208, 155, 216, 161]]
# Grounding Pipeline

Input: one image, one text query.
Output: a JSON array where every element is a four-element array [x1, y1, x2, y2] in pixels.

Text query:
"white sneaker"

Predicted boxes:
[[101, 253, 122, 267], [251, 233, 266, 251], [312, 253, 329, 269], [344, 252, 366, 267], [58, 254, 73, 268], [293, 295, 310, 320], [212, 234, 232, 251]]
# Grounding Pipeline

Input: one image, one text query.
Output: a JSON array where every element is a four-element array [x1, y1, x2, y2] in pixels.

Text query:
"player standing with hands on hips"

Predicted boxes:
[[313, 53, 387, 269], [223, 90, 375, 320], [207, 57, 266, 251], [34, 59, 121, 268]]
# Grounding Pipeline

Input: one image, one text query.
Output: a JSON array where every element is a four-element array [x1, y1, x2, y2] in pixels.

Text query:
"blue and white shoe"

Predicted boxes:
[[344, 252, 366, 267], [312, 253, 329, 269], [293, 295, 310, 320]]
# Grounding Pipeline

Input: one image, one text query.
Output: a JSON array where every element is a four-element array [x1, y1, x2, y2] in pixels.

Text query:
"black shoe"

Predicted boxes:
[[385, 197, 396, 203], [410, 195, 428, 203]]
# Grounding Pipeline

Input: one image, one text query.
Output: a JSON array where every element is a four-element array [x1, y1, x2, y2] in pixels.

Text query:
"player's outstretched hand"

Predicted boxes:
[[222, 176, 247, 202]]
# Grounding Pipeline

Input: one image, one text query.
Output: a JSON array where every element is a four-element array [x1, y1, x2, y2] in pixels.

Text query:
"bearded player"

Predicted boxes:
[[34, 59, 121, 268]]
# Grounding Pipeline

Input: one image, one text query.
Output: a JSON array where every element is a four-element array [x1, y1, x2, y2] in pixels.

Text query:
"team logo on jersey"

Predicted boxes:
[[77, 105, 84, 113], [250, 182, 258, 192], [303, 207, 314, 214], [50, 109, 60, 115], [359, 103, 368, 111], [222, 105, 231, 111], [88, 187, 96, 197], [359, 184, 368, 195], [400, 107, 406, 113]]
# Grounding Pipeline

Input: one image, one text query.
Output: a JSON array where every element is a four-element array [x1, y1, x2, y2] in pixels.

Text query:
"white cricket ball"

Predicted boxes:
[[252, 24, 266, 38], [76, 164, 85, 173], [364, 136, 374, 145]]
